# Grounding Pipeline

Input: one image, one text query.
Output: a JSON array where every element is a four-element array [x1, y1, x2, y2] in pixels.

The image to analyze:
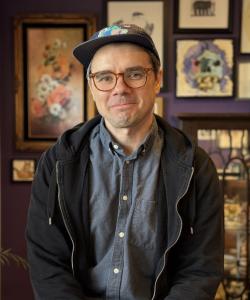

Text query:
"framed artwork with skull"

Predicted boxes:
[[175, 39, 234, 98], [14, 14, 97, 151], [106, 0, 167, 91], [174, 0, 233, 33]]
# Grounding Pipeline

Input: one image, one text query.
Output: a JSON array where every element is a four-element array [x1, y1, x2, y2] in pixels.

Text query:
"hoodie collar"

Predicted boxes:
[[55, 115, 194, 168]]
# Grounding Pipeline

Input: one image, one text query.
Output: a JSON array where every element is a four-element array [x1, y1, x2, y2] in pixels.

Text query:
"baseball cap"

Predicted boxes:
[[73, 24, 160, 68]]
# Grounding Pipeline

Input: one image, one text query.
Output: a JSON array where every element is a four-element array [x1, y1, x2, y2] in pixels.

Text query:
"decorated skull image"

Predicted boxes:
[[183, 40, 232, 92]]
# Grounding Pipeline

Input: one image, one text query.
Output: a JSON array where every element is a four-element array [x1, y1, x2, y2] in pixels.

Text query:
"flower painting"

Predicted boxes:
[[14, 15, 96, 151], [27, 28, 84, 138], [176, 39, 234, 97]]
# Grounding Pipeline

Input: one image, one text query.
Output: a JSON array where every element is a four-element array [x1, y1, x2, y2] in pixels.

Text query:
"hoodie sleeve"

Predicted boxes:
[[165, 147, 224, 300], [26, 149, 97, 300]]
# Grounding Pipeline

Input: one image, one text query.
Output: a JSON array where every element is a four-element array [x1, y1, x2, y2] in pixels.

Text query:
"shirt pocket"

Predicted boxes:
[[128, 200, 157, 250]]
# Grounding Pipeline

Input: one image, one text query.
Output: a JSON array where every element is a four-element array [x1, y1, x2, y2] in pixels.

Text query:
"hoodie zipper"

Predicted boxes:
[[151, 167, 194, 300], [56, 161, 76, 276]]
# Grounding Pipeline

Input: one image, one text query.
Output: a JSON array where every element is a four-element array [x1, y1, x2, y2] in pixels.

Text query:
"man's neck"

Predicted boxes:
[[105, 117, 154, 156]]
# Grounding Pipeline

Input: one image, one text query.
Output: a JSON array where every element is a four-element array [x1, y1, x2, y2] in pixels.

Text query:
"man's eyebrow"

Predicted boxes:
[[92, 66, 145, 74], [126, 66, 144, 71], [91, 69, 113, 74]]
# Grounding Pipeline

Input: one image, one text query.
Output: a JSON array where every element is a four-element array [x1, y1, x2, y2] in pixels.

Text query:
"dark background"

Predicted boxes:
[[0, 0, 250, 299]]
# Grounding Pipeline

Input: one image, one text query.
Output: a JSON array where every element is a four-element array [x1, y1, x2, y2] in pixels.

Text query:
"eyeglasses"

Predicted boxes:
[[88, 67, 153, 91]]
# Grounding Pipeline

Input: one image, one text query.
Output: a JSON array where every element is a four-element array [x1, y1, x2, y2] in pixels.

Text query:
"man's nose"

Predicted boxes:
[[113, 74, 130, 92]]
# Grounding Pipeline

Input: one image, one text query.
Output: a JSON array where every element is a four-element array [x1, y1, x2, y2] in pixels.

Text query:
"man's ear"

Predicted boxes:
[[88, 80, 96, 102], [155, 70, 162, 94]]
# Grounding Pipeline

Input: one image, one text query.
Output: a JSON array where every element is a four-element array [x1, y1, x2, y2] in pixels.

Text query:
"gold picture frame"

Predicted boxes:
[[14, 14, 96, 151]]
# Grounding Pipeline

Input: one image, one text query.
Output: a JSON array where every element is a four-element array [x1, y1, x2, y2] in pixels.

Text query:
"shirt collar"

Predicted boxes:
[[99, 117, 159, 158]]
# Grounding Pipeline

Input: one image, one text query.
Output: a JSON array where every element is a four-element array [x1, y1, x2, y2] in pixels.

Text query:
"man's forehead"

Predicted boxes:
[[91, 42, 150, 67]]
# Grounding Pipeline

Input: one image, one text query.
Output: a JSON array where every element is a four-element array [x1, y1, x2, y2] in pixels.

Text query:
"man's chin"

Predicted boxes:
[[106, 115, 135, 129]]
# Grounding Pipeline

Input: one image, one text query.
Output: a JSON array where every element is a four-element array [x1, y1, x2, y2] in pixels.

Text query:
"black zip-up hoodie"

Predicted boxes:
[[26, 115, 224, 300]]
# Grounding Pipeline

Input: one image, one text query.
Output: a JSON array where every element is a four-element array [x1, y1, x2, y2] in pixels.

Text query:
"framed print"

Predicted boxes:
[[237, 62, 250, 100], [12, 159, 36, 182], [174, 0, 233, 33], [240, 0, 250, 54], [176, 39, 234, 98], [14, 14, 96, 151], [107, 0, 166, 90]]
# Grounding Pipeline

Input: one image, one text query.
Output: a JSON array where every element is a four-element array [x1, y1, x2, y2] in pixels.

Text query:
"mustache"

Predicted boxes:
[[108, 96, 137, 107]]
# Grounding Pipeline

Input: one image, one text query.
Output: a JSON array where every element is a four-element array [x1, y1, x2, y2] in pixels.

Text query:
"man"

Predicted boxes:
[[26, 24, 223, 299]]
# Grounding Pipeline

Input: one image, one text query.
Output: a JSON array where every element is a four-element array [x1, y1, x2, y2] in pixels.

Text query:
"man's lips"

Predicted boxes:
[[109, 98, 137, 108], [110, 102, 136, 109]]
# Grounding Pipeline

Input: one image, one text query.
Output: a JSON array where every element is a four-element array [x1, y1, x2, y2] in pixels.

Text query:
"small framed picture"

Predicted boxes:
[[240, 0, 250, 54], [12, 159, 36, 182], [174, 0, 233, 33], [175, 39, 234, 98], [106, 0, 166, 90], [237, 62, 250, 100]]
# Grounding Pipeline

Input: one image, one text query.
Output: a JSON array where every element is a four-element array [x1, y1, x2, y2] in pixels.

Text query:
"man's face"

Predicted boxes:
[[89, 43, 161, 131]]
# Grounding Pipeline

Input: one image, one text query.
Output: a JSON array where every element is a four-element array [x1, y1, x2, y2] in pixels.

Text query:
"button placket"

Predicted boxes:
[[106, 157, 133, 298]]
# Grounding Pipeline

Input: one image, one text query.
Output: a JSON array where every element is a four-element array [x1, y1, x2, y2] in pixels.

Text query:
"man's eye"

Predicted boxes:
[[126, 70, 144, 80], [95, 73, 114, 83]]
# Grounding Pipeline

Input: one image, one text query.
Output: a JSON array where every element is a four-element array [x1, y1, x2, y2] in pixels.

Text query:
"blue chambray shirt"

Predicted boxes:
[[87, 117, 164, 299]]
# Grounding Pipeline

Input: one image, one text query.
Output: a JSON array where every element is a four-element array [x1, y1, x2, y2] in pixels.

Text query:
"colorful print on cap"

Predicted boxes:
[[97, 25, 129, 37]]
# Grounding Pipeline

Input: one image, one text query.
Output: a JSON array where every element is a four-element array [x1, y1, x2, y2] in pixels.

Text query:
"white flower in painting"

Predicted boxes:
[[49, 103, 67, 120], [61, 41, 67, 49], [36, 83, 50, 103], [41, 74, 52, 84], [58, 108, 67, 120], [53, 39, 62, 49], [37, 93, 46, 104], [50, 79, 60, 90], [49, 103, 62, 117], [36, 75, 60, 103]]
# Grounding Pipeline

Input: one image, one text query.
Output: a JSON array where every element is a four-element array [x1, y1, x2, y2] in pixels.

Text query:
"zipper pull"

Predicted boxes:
[[190, 226, 194, 235]]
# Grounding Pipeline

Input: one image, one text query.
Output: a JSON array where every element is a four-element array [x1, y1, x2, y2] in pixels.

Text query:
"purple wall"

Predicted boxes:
[[0, 0, 249, 299]]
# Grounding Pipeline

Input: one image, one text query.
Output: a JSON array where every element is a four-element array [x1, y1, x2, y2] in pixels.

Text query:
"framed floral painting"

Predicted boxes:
[[175, 39, 234, 98], [14, 14, 96, 151]]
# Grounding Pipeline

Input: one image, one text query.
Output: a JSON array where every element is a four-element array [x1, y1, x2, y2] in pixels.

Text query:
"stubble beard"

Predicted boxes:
[[106, 110, 136, 129]]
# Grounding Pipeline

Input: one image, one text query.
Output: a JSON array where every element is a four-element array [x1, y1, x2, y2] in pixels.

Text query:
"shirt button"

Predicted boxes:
[[113, 268, 119, 274], [119, 232, 125, 238], [122, 195, 128, 201], [113, 144, 119, 149], [125, 160, 130, 164]]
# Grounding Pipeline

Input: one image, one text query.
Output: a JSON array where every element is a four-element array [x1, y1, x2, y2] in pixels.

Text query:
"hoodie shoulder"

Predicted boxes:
[[46, 115, 102, 162], [156, 115, 195, 167]]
